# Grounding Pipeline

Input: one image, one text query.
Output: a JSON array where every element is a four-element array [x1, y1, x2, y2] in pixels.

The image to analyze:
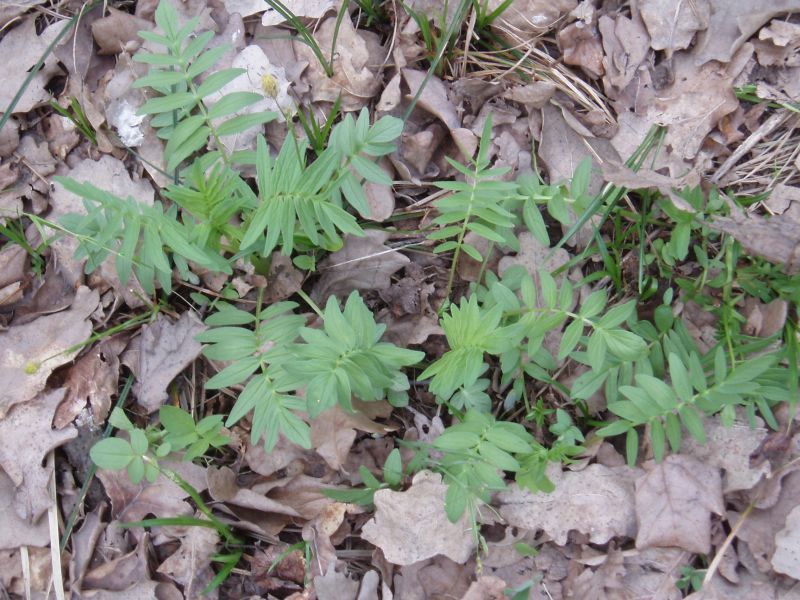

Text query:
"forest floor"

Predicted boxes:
[[1, 0, 800, 598]]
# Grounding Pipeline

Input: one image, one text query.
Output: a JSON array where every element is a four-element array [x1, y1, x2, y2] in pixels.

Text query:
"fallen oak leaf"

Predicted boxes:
[[0, 388, 78, 521], [361, 470, 476, 565], [0, 286, 99, 417], [635, 455, 724, 554]]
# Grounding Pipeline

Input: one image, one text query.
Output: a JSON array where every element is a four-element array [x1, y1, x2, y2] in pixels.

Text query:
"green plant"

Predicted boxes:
[[89, 407, 241, 593], [50, 97, 97, 145], [0, 218, 47, 276], [427, 115, 518, 295], [198, 291, 423, 450], [325, 448, 404, 505], [91, 406, 229, 482]]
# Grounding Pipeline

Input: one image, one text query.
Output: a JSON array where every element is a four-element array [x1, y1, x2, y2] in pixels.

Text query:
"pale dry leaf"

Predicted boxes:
[[402, 69, 460, 131], [620, 547, 686, 600], [70, 505, 107, 593], [557, 22, 605, 78], [0, 18, 68, 114], [262, 0, 336, 25], [0, 388, 78, 521], [693, 0, 800, 66], [312, 404, 394, 471], [82, 533, 151, 593], [314, 564, 360, 600], [503, 82, 557, 107], [157, 520, 220, 599], [567, 547, 626, 600], [772, 505, 800, 578], [361, 471, 476, 565], [392, 555, 475, 600], [459, 575, 506, 600], [0, 547, 51, 597], [488, 0, 577, 36], [755, 20, 800, 66], [97, 460, 207, 522], [681, 415, 770, 493], [260, 473, 335, 520], [363, 158, 396, 222], [0, 117, 20, 158], [311, 230, 410, 302], [207, 466, 302, 517], [743, 297, 788, 338], [91, 7, 152, 55], [635, 455, 724, 554], [302, 503, 353, 575], [0, 470, 49, 549], [0, 286, 99, 417], [599, 14, 651, 93], [225, 0, 270, 18], [127, 312, 206, 413], [294, 16, 384, 111], [657, 47, 751, 160], [245, 435, 307, 477], [54, 335, 128, 428], [736, 470, 800, 574], [498, 464, 639, 546], [637, 0, 710, 53], [357, 570, 380, 600]]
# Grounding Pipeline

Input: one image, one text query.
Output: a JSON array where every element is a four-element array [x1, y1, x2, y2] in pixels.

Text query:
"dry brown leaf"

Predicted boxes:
[[311, 231, 410, 302], [651, 46, 751, 163], [295, 16, 384, 111], [567, 547, 626, 600], [314, 564, 360, 600], [402, 69, 460, 131], [637, 0, 710, 54], [0, 470, 49, 549], [681, 415, 770, 493], [361, 471, 476, 565], [393, 555, 475, 599], [157, 519, 220, 599], [743, 298, 788, 338], [498, 464, 639, 546], [755, 20, 800, 66], [736, 470, 800, 575], [599, 14, 650, 93], [557, 22, 605, 79], [69, 505, 107, 593], [0, 546, 51, 597], [207, 466, 302, 517], [125, 312, 206, 413], [97, 460, 207, 522], [0, 18, 68, 114], [82, 533, 151, 593], [0, 388, 78, 521], [54, 334, 128, 428], [460, 575, 506, 600], [772, 505, 800, 578], [0, 286, 98, 417], [91, 7, 152, 55], [635, 455, 724, 554], [312, 404, 394, 471], [693, 0, 800, 66], [710, 212, 800, 273], [262, 0, 336, 24], [488, 0, 576, 36]]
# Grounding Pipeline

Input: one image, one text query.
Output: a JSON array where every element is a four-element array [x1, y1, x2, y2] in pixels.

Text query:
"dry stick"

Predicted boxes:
[[711, 111, 787, 184]]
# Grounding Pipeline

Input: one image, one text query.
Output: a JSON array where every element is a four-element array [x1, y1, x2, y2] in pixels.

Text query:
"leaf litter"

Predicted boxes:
[[1, 0, 800, 598]]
